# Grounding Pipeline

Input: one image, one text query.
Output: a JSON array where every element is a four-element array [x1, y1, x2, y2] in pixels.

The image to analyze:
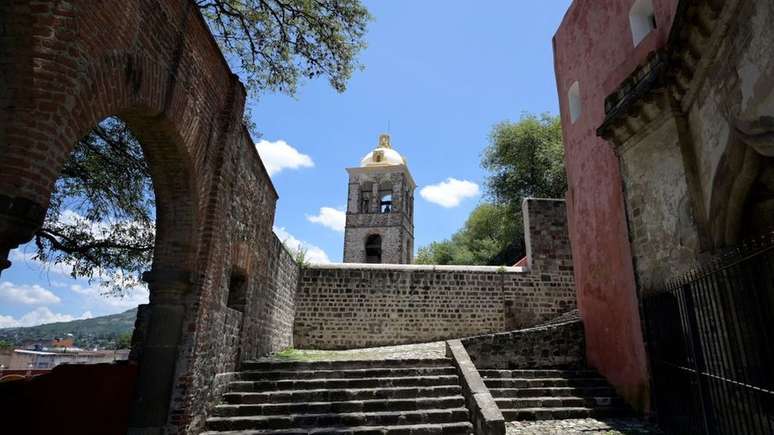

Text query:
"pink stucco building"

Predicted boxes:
[[552, 0, 679, 411]]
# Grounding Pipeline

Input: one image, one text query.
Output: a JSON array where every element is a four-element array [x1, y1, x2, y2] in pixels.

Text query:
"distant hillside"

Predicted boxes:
[[0, 308, 137, 350]]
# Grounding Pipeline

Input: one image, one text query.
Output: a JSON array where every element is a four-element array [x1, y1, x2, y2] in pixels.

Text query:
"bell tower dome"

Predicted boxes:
[[343, 134, 415, 264]]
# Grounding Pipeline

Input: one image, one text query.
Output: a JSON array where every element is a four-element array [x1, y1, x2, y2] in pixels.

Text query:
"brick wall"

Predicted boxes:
[[0, 1, 277, 432], [191, 134, 300, 429], [294, 199, 576, 349], [246, 234, 300, 358]]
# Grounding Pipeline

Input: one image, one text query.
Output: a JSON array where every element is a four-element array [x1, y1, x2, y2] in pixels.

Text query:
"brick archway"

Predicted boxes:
[[0, 1, 259, 433]]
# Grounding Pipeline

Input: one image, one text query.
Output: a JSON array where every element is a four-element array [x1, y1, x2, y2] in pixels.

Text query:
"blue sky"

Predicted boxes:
[[1, 1, 571, 327]]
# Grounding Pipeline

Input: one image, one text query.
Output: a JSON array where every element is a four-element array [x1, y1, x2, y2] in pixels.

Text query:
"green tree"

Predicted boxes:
[[482, 113, 566, 205], [34, 118, 154, 294], [115, 332, 133, 350], [30, 2, 371, 294], [199, 0, 371, 96], [416, 114, 566, 265], [415, 203, 521, 265]]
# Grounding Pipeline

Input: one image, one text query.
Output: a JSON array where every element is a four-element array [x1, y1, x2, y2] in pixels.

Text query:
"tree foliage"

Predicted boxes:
[[415, 203, 521, 265], [416, 114, 566, 266], [198, 0, 371, 96], [482, 113, 566, 205], [33, 117, 155, 295], [115, 331, 133, 350]]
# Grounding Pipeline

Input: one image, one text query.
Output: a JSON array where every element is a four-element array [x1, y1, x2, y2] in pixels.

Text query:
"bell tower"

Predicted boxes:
[[343, 134, 415, 264]]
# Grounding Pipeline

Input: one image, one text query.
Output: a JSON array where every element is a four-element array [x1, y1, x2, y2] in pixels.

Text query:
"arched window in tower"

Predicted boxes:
[[365, 234, 382, 263], [380, 194, 392, 213], [629, 0, 657, 46], [377, 182, 393, 213]]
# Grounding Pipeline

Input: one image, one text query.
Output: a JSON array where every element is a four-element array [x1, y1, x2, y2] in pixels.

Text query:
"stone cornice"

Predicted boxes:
[[597, 0, 734, 146], [346, 164, 416, 190], [303, 262, 528, 274]]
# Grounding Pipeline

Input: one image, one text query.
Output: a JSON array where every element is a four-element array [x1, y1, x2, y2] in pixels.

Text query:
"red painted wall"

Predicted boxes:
[[0, 363, 137, 434], [552, 0, 678, 412]]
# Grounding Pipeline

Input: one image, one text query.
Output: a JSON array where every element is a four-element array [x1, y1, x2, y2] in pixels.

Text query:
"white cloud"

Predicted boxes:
[[274, 227, 331, 264], [8, 248, 149, 312], [69, 284, 149, 310], [306, 207, 346, 233], [10, 246, 74, 277], [0, 307, 92, 329], [256, 139, 314, 176], [0, 281, 61, 305], [419, 178, 480, 208], [0, 314, 18, 329], [9, 249, 35, 263]]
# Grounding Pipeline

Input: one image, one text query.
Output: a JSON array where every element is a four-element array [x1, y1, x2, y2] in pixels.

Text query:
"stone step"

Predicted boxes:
[[241, 358, 452, 372], [205, 408, 470, 431], [484, 377, 607, 389], [495, 395, 623, 409], [238, 366, 457, 381], [224, 385, 464, 404], [488, 386, 616, 398], [213, 396, 466, 417], [200, 421, 474, 435], [499, 406, 630, 421], [478, 369, 598, 379], [228, 375, 460, 392]]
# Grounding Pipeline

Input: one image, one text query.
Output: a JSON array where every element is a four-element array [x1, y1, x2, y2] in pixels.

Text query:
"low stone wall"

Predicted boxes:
[[294, 198, 576, 350], [461, 316, 585, 369], [446, 340, 505, 435]]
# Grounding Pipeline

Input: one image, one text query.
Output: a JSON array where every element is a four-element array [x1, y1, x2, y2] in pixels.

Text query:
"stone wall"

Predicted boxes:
[[685, 0, 774, 247], [461, 315, 585, 369], [619, 117, 702, 291], [294, 199, 576, 349], [605, 0, 774, 291]]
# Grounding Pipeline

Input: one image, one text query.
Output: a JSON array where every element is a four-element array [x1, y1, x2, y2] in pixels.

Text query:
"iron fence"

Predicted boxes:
[[643, 235, 774, 434]]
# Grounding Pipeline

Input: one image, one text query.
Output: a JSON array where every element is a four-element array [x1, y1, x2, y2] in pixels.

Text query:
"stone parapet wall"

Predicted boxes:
[[460, 318, 585, 369], [296, 265, 514, 349], [446, 340, 505, 435], [294, 198, 576, 349]]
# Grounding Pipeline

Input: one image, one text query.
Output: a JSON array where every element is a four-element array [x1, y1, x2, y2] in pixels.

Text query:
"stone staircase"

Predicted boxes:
[[480, 368, 630, 421], [202, 358, 473, 434]]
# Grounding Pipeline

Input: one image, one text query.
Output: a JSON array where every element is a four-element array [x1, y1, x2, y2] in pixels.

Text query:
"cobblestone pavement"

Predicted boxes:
[[267, 341, 446, 361], [506, 418, 663, 434]]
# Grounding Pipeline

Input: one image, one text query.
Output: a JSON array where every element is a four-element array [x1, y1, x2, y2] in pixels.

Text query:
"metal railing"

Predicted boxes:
[[643, 235, 774, 434]]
